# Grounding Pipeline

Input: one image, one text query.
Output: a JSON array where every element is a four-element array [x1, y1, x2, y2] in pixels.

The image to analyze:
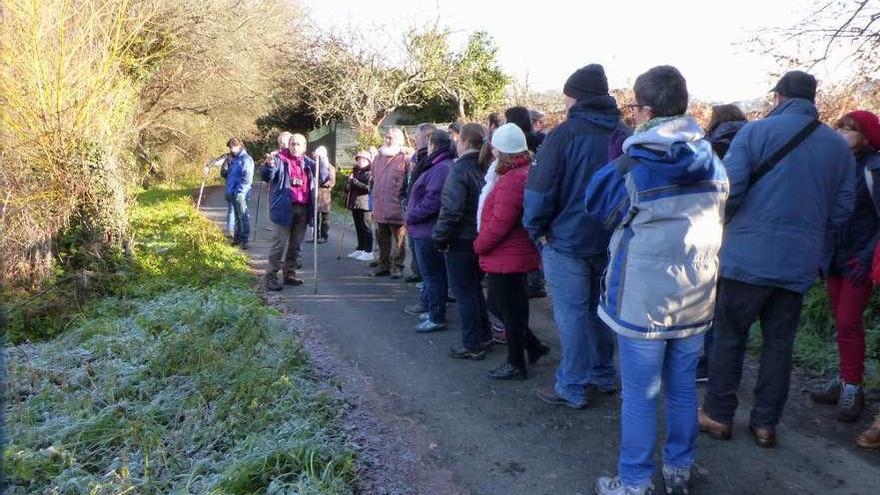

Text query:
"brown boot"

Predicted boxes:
[[698, 408, 732, 440], [809, 377, 842, 405], [749, 425, 777, 448], [836, 383, 865, 423], [856, 415, 880, 450], [282, 270, 304, 286]]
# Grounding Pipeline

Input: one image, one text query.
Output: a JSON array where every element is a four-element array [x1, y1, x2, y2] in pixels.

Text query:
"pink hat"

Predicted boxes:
[[844, 110, 880, 149]]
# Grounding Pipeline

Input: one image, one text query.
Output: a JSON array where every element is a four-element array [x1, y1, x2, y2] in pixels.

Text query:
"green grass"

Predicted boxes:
[[4, 187, 357, 494]]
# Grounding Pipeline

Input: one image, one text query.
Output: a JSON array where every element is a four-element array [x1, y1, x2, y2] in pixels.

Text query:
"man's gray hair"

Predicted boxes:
[[277, 131, 293, 149]]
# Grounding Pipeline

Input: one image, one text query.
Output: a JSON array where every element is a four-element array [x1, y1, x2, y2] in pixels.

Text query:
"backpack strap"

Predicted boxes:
[[749, 119, 820, 186]]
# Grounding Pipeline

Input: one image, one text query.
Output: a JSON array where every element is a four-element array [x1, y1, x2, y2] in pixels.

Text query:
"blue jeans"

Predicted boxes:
[[445, 239, 490, 350], [229, 191, 250, 242], [413, 237, 447, 323], [226, 200, 236, 234], [618, 333, 703, 487], [541, 246, 616, 404]]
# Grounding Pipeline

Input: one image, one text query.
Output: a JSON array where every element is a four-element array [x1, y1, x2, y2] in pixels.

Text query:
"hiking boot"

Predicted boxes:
[[856, 415, 880, 450], [662, 465, 691, 495], [390, 270, 403, 279], [404, 303, 427, 316], [405, 274, 422, 283], [488, 362, 527, 380], [810, 377, 842, 405], [749, 425, 776, 448], [593, 476, 654, 495], [449, 346, 486, 360], [698, 408, 732, 440], [527, 343, 550, 365], [415, 319, 446, 333], [837, 383, 865, 423], [265, 273, 283, 292], [372, 269, 391, 277], [536, 386, 587, 409]]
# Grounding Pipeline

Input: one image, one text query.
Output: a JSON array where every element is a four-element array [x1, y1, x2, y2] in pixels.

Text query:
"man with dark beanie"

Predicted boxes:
[[700, 70, 856, 448], [523, 63, 625, 408]]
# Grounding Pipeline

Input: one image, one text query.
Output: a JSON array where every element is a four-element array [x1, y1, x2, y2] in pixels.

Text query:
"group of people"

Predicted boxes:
[[219, 63, 880, 494]]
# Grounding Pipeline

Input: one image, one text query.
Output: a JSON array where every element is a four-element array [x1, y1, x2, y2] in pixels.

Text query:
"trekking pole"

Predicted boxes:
[[195, 166, 210, 210], [252, 179, 263, 242], [313, 173, 320, 295]]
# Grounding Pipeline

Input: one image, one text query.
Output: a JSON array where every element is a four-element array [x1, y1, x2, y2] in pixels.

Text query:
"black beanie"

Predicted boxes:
[[772, 71, 817, 102], [563, 64, 609, 100]]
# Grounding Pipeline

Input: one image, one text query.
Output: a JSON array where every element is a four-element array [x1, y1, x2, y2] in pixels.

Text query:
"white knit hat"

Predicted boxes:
[[491, 123, 528, 154]]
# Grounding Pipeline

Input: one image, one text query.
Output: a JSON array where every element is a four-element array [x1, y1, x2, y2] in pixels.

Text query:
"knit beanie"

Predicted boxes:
[[491, 123, 528, 154], [563, 64, 609, 100], [845, 110, 880, 149]]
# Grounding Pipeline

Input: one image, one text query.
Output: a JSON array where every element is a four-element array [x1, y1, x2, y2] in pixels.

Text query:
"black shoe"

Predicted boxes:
[[488, 362, 527, 380], [405, 275, 422, 283], [372, 269, 391, 277], [449, 346, 486, 360], [527, 343, 550, 365], [528, 288, 547, 299], [317, 237, 328, 244]]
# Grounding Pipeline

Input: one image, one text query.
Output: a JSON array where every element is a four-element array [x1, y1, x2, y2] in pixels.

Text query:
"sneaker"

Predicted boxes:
[[418, 312, 431, 322], [856, 415, 880, 449], [449, 346, 486, 360], [404, 303, 427, 316], [488, 362, 527, 380], [810, 377, 842, 405], [348, 250, 364, 259], [357, 252, 375, 262], [662, 465, 691, 495], [415, 319, 446, 333], [536, 386, 587, 409], [491, 326, 508, 345], [837, 382, 865, 423], [593, 476, 654, 495]]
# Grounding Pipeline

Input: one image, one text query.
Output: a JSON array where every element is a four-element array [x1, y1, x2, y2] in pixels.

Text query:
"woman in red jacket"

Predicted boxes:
[[475, 123, 550, 380]]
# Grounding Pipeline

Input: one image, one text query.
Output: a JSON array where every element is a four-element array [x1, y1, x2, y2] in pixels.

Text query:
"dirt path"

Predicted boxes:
[[203, 185, 879, 494]]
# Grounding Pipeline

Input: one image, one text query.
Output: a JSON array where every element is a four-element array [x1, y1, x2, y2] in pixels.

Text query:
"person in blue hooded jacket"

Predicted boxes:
[[700, 71, 856, 449], [224, 137, 254, 249], [523, 63, 628, 409], [586, 65, 728, 495]]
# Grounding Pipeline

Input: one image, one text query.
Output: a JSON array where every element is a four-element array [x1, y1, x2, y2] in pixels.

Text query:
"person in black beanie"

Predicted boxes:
[[523, 63, 622, 409]]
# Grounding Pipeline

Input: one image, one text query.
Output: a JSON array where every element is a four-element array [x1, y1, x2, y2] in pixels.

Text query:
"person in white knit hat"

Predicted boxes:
[[474, 123, 550, 379]]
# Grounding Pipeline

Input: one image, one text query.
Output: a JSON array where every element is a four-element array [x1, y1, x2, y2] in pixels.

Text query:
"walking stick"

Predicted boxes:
[[195, 167, 209, 210], [252, 179, 263, 242], [313, 172, 320, 295]]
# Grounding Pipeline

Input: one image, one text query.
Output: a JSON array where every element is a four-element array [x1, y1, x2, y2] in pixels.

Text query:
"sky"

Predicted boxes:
[[302, 0, 847, 103]]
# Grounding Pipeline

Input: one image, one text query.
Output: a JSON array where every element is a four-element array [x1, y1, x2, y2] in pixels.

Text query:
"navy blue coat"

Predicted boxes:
[[523, 95, 623, 256], [831, 151, 880, 275], [261, 153, 329, 227], [720, 98, 856, 293]]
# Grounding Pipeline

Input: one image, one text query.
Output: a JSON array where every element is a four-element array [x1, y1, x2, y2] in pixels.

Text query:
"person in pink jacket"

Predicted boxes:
[[371, 128, 412, 278], [475, 123, 550, 380]]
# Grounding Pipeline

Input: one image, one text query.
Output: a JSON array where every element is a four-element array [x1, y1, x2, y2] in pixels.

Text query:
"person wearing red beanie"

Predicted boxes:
[[811, 110, 880, 433]]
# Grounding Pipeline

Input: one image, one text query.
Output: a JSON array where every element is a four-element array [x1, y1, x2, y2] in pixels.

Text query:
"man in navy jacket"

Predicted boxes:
[[701, 71, 856, 447], [523, 64, 627, 408]]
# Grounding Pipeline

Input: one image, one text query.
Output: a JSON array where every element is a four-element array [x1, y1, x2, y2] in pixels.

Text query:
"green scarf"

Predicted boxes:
[[634, 115, 684, 134]]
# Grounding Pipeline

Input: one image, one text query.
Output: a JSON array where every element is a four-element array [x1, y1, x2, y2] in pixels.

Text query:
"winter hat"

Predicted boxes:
[[772, 71, 817, 102], [491, 123, 528, 154], [354, 151, 372, 163], [845, 110, 880, 149], [563, 64, 609, 100]]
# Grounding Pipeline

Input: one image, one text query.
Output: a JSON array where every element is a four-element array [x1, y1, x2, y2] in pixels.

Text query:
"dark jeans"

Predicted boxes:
[[705, 277, 804, 428], [413, 238, 447, 323], [527, 269, 546, 293], [487, 273, 543, 369], [445, 239, 490, 350], [317, 211, 330, 240], [351, 209, 373, 252], [229, 192, 250, 243], [408, 235, 421, 278]]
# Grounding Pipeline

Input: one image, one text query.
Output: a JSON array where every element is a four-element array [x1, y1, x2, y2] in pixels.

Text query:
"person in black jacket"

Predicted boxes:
[[433, 123, 492, 360], [346, 151, 374, 261]]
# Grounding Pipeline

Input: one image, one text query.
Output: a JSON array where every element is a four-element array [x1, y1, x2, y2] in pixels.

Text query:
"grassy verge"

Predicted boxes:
[[4, 187, 357, 494]]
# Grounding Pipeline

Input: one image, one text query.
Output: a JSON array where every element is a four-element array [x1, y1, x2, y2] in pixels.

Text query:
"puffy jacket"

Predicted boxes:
[[831, 151, 880, 275], [707, 120, 747, 159], [475, 158, 540, 274], [346, 166, 372, 211], [721, 98, 856, 293], [406, 148, 454, 239], [524, 94, 624, 256], [586, 116, 729, 340], [225, 150, 254, 198], [371, 147, 411, 224], [433, 150, 485, 245], [261, 151, 328, 226]]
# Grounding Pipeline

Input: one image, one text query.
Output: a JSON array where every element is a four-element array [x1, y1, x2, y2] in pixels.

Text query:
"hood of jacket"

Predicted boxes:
[[568, 94, 622, 131], [708, 120, 747, 143], [766, 97, 819, 119], [624, 116, 716, 184]]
